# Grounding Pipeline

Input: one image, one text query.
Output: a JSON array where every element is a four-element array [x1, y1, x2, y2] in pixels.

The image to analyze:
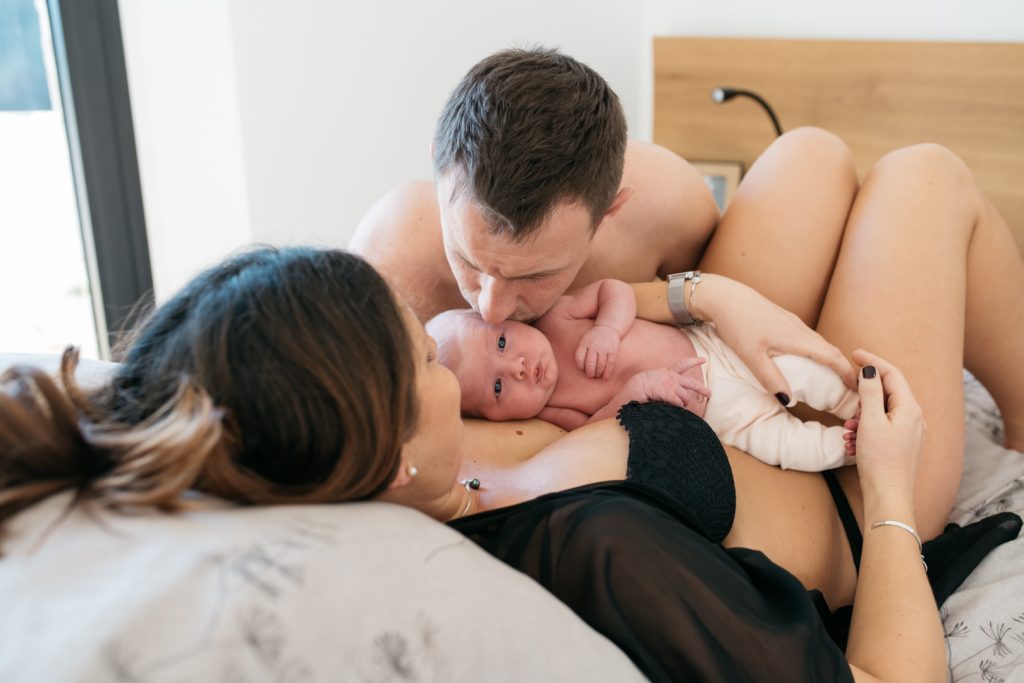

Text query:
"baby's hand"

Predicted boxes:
[[575, 324, 622, 379], [622, 359, 710, 409]]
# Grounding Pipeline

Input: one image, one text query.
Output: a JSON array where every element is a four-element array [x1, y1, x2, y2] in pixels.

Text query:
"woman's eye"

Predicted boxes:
[[497, 335, 506, 350], [494, 378, 503, 395]]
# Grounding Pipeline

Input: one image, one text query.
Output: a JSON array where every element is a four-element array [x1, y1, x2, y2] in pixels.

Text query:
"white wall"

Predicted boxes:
[[119, 0, 1023, 300], [229, 1, 642, 252], [118, 0, 252, 301]]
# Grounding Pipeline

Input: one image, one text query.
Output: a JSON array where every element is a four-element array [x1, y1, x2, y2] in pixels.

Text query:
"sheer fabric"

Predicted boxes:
[[452, 482, 854, 683]]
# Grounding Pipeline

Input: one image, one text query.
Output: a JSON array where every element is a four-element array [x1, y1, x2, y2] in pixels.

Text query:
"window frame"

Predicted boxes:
[[49, 0, 152, 355]]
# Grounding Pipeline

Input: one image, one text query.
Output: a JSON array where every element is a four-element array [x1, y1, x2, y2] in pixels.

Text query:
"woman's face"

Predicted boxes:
[[398, 306, 465, 491]]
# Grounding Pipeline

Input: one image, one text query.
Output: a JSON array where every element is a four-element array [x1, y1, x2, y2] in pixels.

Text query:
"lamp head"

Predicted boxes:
[[711, 87, 737, 103]]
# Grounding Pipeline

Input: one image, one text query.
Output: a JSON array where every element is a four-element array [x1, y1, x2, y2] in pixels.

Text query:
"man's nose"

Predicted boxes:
[[478, 277, 517, 324]]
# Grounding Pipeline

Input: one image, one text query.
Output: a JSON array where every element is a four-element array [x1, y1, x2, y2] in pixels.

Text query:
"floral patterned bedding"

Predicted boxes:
[[943, 372, 1024, 682]]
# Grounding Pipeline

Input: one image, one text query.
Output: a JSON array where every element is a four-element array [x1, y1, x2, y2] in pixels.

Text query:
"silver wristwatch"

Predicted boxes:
[[667, 270, 703, 326]]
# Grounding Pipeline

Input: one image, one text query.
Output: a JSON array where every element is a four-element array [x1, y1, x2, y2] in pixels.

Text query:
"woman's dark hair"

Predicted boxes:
[[0, 247, 418, 541], [432, 47, 627, 241]]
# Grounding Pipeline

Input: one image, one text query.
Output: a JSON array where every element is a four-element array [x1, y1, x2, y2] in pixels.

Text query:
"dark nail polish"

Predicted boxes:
[[862, 365, 877, 379], [775, 392, 790, 406]]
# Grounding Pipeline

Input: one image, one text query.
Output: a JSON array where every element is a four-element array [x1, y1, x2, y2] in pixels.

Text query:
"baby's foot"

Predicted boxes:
[[843, 417, 859, 458]]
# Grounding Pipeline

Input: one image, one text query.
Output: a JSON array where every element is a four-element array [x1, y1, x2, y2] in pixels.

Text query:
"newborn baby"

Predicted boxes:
[[427, 279, 859, 471]]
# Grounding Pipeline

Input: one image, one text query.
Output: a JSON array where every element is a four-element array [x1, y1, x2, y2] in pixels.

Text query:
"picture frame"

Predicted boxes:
[[690, 161, 744, 212]]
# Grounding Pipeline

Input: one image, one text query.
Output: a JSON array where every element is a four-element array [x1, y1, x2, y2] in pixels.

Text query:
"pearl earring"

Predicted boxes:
[[407, 465, 418, 478]]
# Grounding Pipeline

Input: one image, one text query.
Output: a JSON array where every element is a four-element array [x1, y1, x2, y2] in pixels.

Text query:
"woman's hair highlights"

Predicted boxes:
[[0, 247, 418, 544]]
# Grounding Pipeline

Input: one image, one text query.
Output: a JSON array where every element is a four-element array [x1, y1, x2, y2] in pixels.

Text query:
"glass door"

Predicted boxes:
[[0, 0, 102, 357]]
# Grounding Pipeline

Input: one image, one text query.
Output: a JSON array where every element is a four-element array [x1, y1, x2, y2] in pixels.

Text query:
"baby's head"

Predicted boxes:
[[426, 309, 559, 421]]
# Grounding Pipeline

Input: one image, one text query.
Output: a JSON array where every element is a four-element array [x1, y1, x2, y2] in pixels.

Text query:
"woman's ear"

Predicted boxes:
[[385, 460, 417, 491]]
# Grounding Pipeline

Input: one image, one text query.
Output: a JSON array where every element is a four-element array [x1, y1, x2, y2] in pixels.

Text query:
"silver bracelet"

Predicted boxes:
[[871, 519, 928, 571], [667, 271, 703, 326]]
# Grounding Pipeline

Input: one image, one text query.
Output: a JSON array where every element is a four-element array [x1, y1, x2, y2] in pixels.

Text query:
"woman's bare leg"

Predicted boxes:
[[816, 143, 1024, 538], [700, 127, 858, 327]]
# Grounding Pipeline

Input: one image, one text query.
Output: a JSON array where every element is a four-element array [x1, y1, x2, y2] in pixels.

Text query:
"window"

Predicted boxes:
[[0, 0, 152, 358]]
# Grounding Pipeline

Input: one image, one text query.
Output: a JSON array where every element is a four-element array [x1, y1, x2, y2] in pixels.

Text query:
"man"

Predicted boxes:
[[350, 47, 718, 324], [351, 47, 857, 401]]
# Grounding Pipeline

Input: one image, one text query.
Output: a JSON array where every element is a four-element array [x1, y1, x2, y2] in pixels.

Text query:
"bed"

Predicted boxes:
[[947, 373, 1024, 681], [0, 353, 1019, 681]]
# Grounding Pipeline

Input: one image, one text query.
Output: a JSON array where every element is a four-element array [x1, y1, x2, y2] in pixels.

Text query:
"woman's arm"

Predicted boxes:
[[843, 350, 946, 683], [631, 275, 857, 400]]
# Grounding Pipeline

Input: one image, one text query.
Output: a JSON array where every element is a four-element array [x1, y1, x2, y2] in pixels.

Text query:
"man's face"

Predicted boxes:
[[429, 311, 559, 421], [437, 174, 595, 323]]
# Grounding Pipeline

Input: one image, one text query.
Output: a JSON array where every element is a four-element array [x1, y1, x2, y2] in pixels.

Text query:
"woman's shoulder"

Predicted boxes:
[[462, 417, 631, 510]]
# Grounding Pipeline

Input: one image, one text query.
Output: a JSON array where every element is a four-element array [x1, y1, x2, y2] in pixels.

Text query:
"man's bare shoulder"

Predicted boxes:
[[349, 181, 463, 319], [610, 140, 720, 275], [349, 180, 441, 257]]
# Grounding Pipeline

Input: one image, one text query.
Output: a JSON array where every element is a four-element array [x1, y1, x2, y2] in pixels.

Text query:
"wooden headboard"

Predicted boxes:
[[653, 37, 1024, 253]]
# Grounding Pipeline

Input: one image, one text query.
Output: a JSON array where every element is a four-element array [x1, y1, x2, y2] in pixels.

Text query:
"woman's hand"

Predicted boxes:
[[693, 274, 857, 399], [847, 349, 925, 501]]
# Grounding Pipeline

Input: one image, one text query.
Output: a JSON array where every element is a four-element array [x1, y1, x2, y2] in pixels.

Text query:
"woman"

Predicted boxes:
[[445, 135, 1024, 588], [1, 147, 1021, 680]]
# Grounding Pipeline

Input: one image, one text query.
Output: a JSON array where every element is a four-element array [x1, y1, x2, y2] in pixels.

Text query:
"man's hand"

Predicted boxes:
[[694, 275, 857, 401], [575, 324, 621, 378]]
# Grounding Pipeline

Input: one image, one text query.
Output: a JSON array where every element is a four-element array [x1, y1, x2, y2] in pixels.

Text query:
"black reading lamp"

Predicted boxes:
[[711, 87, 784, 138]]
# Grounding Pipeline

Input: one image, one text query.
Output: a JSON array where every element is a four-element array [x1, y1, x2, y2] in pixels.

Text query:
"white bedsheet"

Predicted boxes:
[[944, 372, 1024, 682]]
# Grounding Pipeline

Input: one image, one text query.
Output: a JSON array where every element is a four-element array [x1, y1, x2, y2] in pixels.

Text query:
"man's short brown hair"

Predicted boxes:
[[432, 47, 627, 242]]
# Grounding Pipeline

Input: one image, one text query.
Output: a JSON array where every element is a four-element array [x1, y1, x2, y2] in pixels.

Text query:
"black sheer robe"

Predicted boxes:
[[452, 481, 855, 682], [450, 479, 1021, 683]]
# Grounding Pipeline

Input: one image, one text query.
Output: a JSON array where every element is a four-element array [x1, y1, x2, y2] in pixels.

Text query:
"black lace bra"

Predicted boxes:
[[617, 401, 736, 543]]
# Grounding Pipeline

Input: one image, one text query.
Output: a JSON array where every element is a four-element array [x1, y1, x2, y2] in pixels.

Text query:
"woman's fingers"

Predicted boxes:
[[856, 359, 886, 420], [851, 349, 920, 415], [745, 352, 794, 406], [790, 333, 858, 390]]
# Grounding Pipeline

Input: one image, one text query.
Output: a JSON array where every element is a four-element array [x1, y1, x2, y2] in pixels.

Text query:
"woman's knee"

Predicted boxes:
[[869, 143, 976, 194], [774, 126, 858, 188]]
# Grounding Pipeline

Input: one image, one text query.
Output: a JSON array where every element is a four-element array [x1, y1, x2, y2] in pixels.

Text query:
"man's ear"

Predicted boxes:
[[602, 187, 634, 221]]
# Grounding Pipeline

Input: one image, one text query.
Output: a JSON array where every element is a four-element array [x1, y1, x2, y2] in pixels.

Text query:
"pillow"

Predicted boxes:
[[0, 354, 645, 682], [0, 494, 644, 682], [0, 351, 117, 389]]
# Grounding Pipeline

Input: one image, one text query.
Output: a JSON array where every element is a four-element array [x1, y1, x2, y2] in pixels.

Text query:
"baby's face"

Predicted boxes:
[[431, 312, 558, 421]]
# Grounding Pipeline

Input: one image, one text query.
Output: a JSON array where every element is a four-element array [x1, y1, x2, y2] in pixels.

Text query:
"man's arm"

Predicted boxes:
[[348, 181, 465, 321]]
